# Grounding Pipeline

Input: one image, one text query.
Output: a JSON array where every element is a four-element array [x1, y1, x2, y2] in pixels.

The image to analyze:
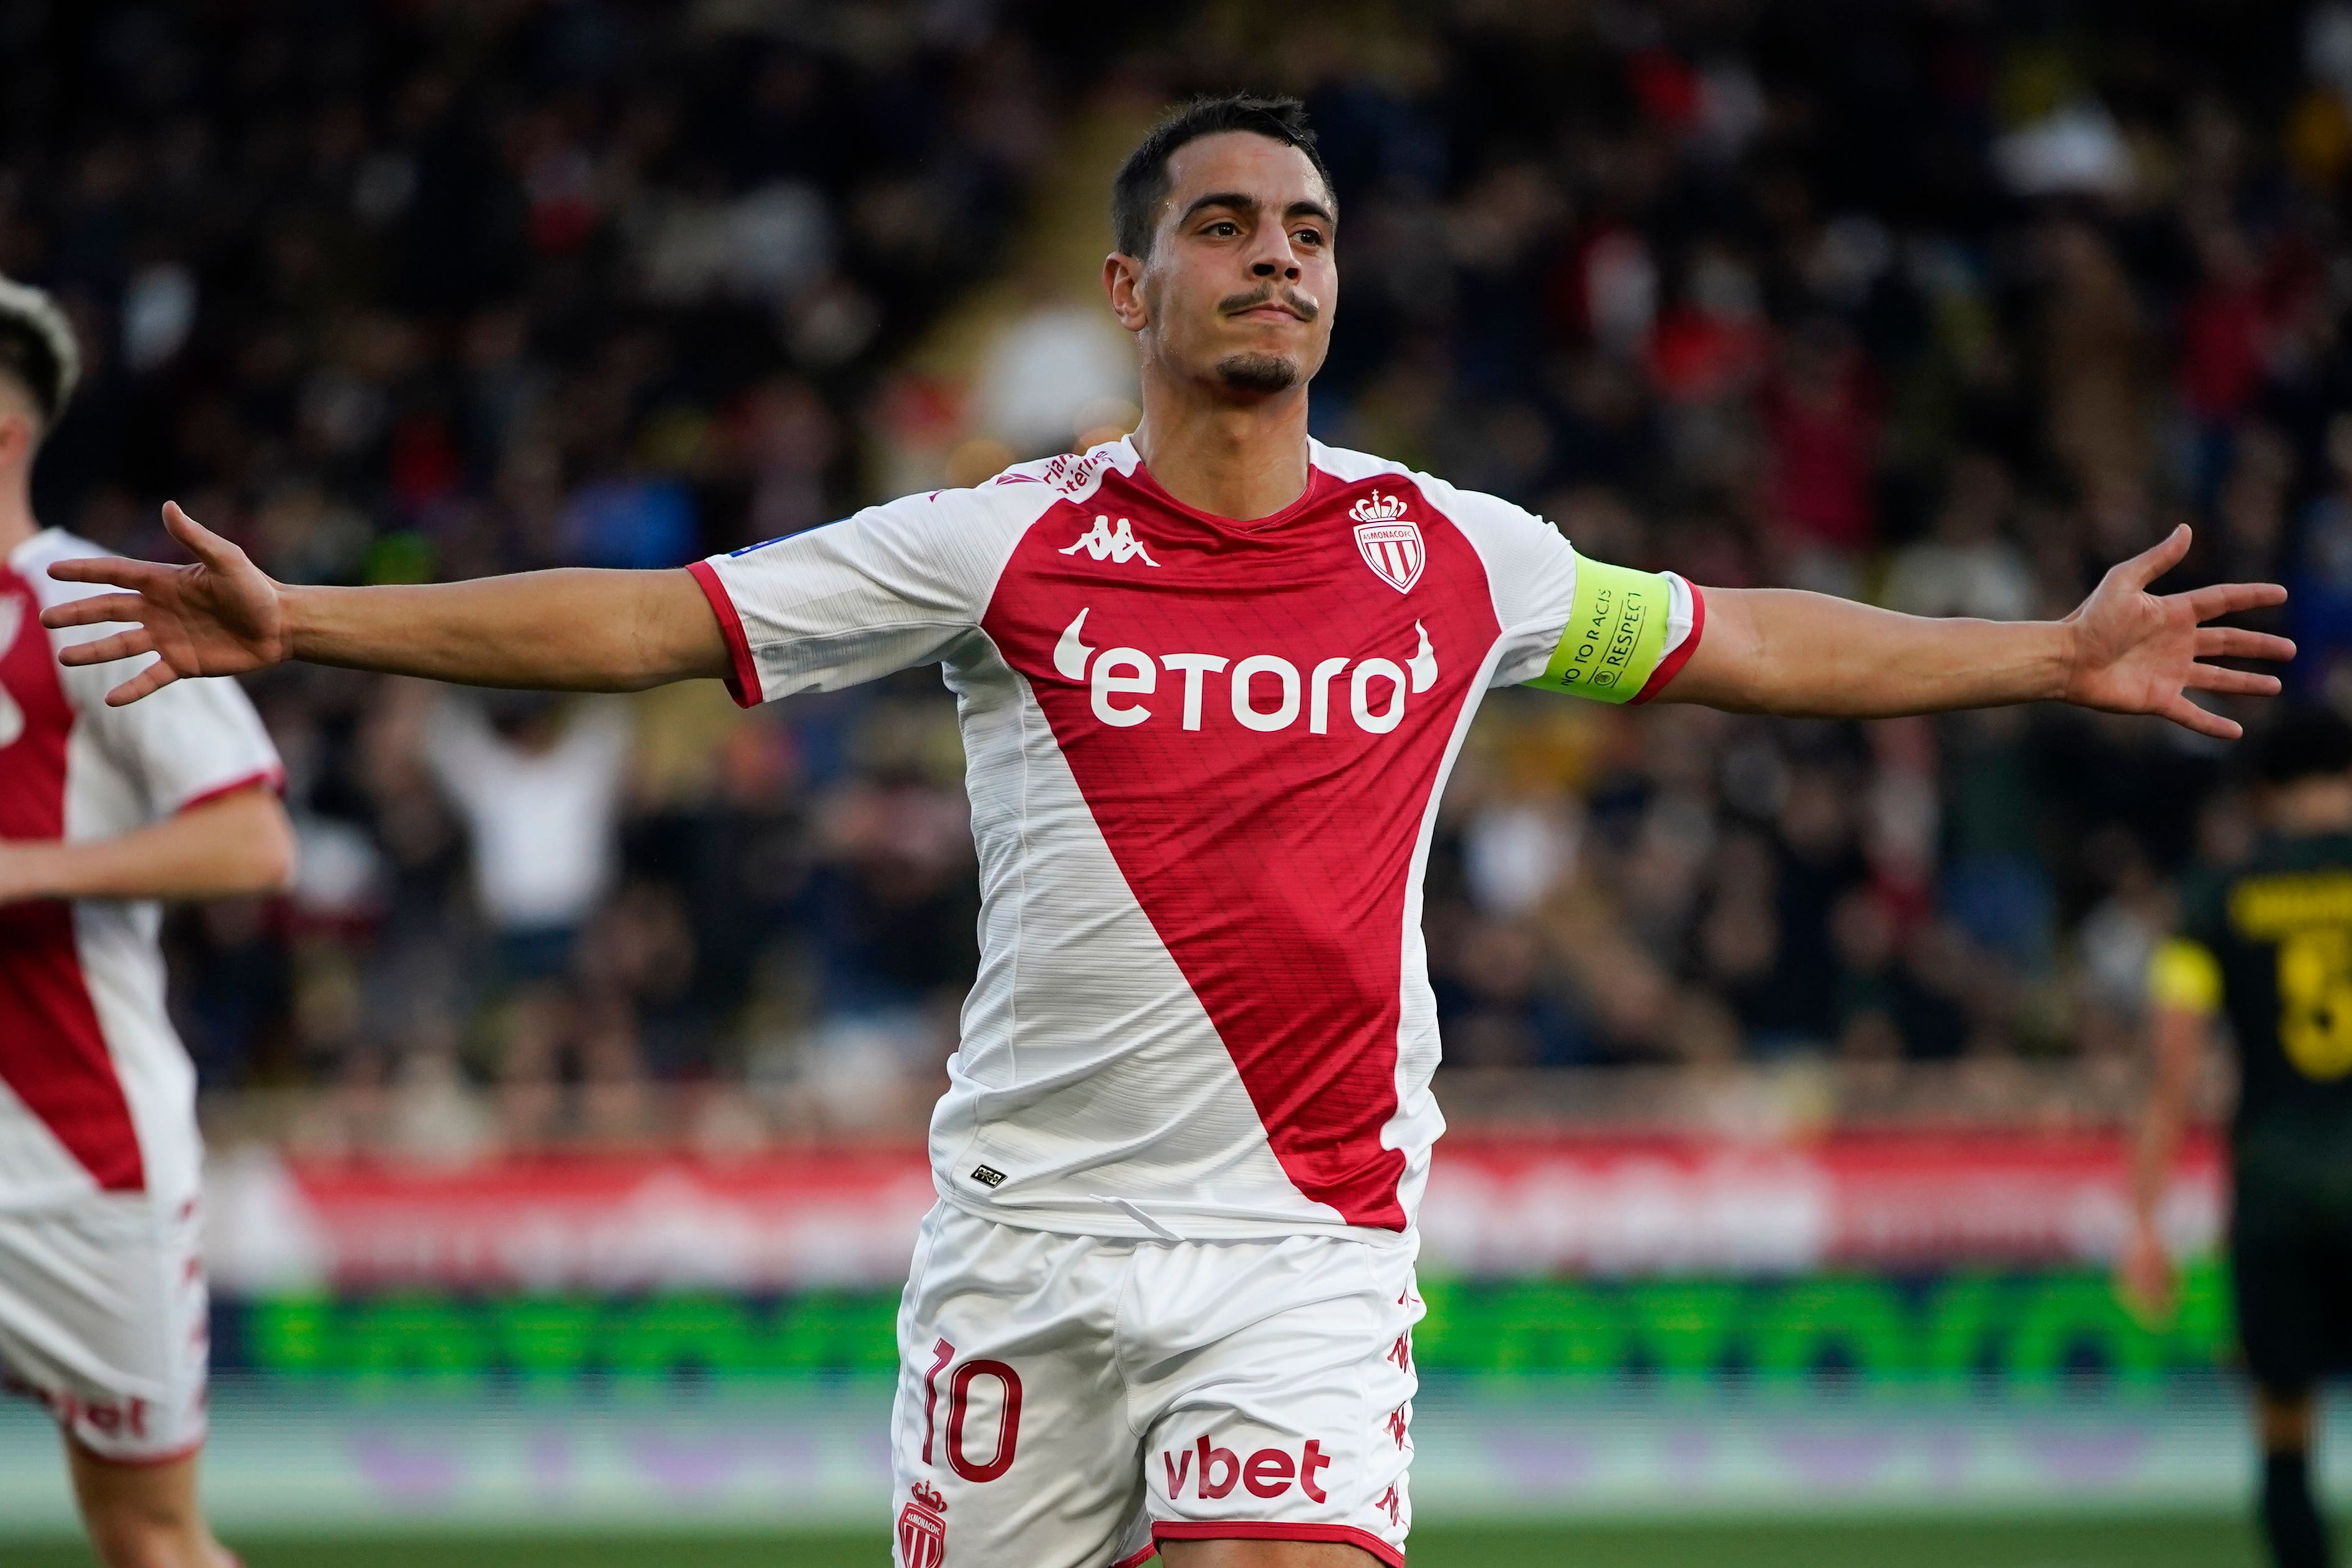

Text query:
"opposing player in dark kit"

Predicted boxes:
[[2131, 707, 2352, 1568]]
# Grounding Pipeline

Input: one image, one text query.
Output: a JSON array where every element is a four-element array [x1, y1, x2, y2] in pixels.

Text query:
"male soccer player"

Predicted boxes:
[[46, 96, 2290, 1568], [0, 276, 291, 1568], [2128, 706, 2352, 1568]]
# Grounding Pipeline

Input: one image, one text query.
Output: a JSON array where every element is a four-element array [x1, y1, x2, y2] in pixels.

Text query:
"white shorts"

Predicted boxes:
[[0, 1191, 209, 1464], [890, 1201, 1422, 1568]]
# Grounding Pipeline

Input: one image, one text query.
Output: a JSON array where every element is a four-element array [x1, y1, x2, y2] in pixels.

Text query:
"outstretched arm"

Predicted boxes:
[[40, 502, 732, 705], [1663, 526, 2291, 738]]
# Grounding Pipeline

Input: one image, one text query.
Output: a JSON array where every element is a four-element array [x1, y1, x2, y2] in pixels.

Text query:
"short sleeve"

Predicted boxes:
[[1398, 473, 1703, 701], [72, 664, 282, 814], [688, 489, 1012, 707]]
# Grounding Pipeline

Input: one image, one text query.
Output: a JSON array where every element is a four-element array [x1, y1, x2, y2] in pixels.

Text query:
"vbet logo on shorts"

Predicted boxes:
[[1051, 608, 1438, 735], [1161, 1433, 1333, 1503]]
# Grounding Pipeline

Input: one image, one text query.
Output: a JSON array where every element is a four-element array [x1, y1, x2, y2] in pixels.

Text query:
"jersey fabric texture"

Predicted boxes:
[[2160, 833, 2352, 1386], [693, 438, 1700, 1246], [0, 527, 282, 1459], [889, 1200, 1422, 1568]]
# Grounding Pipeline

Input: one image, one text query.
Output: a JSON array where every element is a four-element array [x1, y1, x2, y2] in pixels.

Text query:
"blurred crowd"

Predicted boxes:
[[7, 1, 2352, 1140]]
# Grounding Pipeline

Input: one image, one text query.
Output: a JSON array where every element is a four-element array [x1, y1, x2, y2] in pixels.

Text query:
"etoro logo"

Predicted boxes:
[[1051, 608, 1437, 735], [1059, 514, 1159, 566]]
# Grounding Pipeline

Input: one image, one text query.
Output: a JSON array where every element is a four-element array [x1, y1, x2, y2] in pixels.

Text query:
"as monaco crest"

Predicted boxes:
[[898, 1482, 948, 1568], [1351, 491, 1425, 593]]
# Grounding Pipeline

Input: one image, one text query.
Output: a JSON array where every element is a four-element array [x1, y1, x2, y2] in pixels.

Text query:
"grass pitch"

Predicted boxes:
[[8, 1516, 2264, 1566]]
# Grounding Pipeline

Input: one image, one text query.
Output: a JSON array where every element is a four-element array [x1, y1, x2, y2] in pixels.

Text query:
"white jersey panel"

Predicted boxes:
[[933, 627, 1346, 1238]]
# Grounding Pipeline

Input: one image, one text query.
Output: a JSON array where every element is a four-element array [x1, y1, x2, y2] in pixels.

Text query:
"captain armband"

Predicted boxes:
[[1523, 553, 1690, 704], [2148, 937, 2223, 1015]]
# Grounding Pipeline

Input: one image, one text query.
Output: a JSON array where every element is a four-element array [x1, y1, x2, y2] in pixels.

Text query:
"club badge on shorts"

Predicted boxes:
[[1351, 490, 1425, 593], [898, 1480, 948, 1568]]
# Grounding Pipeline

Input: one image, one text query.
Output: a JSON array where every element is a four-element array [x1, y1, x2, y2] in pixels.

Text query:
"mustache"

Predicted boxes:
[[1219, 286, 1319, 322]]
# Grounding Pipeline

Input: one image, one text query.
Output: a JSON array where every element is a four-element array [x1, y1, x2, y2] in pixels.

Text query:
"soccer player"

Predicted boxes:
[[46, 96, 2289, 1568], [2128, 706, 2352, 1568], [0, 276, 290, 1568]]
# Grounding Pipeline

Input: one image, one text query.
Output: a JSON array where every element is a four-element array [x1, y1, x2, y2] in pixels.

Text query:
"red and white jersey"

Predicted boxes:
[[692, 440, 1700, 1242], [0, 529, 282, 1212]]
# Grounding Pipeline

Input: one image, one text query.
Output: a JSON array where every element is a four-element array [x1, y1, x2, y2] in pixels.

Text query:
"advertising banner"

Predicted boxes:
[[204, 1131, 2224, 1294]]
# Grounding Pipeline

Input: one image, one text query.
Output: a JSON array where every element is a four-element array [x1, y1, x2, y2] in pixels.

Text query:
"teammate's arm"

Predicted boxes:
[[2118, 937, 2222, 1320], [39, 502, 730, 705], [0, 784, 294, 905], [1663, 525, 2291, 739]]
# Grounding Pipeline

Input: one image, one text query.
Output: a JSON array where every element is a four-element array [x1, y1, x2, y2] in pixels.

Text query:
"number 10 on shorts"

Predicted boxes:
[[921, 1338, 1024, 1483]]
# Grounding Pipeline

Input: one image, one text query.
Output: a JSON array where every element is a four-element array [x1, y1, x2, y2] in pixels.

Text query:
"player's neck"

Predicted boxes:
[[1128, 382, 1310, 523]]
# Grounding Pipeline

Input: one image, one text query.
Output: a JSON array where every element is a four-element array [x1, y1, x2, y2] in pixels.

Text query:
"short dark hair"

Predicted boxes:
[[1112, 93, 1335, 258], [0, 314, 65, 425], [2254, 705, 2352, 786]]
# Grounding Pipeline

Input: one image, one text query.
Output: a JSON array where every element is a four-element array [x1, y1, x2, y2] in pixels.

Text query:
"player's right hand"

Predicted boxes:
[[37, 501, 291, 705]]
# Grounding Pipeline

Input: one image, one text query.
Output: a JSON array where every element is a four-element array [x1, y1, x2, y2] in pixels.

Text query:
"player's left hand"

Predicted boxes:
[[2059, 525, 2292, 740]]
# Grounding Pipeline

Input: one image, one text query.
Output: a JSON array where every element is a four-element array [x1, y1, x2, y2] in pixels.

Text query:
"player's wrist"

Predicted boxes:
[[275, 581, 321, 666], [2046, 615, 2085, 704]]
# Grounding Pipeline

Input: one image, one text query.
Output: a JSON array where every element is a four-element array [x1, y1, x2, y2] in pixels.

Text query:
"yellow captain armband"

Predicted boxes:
[[2148, 937, 2223, 1015], [1523, 552, 1686, 704]]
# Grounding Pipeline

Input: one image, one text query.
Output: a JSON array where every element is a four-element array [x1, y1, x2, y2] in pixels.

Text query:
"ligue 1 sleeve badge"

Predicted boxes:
[[897, 1480, 948, 1568], [1350, 490, 1425, 593]]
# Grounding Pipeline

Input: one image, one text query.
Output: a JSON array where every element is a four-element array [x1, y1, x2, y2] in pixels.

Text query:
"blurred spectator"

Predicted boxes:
[[5, 0, 2339, 1135], [423, 693, 630, 986]]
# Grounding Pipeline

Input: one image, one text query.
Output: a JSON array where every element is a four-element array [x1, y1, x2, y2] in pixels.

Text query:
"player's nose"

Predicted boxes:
[[1248, 245, 1301, 282]]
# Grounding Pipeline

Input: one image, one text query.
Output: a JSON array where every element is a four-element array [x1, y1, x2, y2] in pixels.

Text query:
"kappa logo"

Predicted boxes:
[[1350, 490, 1425, 594], [897, 1480, 948, 1568], [1060, 514, 1159, 566]]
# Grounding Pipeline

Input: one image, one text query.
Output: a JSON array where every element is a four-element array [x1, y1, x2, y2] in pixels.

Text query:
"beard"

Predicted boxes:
[[1214, 352, 1300, 394]]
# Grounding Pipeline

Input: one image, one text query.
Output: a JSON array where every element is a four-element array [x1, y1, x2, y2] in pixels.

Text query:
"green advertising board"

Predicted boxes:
[[225, 1262, 2235, 1385]]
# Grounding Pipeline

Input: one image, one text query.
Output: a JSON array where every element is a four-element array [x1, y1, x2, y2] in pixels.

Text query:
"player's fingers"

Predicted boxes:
[[42, 556, 167, 594], [2181, 581, 2288, 620], [2183, 663, 2282, 697], [54, 628, 157, 668], [105, 660, 181, 707], [2122, 523, 2192, 589], [161, 500, 241, 571], [2196, 627, 2297, 663], [40, 591, 157, 631], [2156, 692, 2241, 740]]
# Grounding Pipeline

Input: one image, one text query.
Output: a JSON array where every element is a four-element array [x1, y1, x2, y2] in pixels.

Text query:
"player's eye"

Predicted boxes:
[[1294, 228, 1325, 247], [1206, 220, 1240, 237]]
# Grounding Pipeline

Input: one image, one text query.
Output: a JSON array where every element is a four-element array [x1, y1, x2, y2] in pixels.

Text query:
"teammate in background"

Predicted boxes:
[[0, 278, 291, 1568], [45, 96, 2289, 1568], [2128, 707, 2352, 1568]]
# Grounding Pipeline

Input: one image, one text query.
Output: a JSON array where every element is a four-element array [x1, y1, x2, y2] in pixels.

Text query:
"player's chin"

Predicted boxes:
[[1213, 351, 1303, 394]]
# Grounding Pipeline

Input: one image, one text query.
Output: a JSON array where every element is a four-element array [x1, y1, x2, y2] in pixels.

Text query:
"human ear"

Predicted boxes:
[[1102, 253, 1148, 333]]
